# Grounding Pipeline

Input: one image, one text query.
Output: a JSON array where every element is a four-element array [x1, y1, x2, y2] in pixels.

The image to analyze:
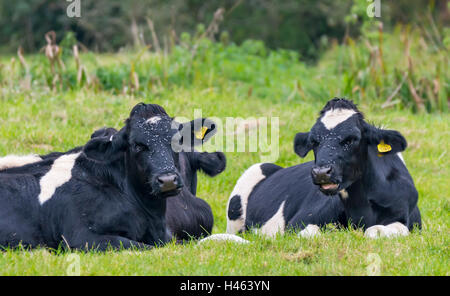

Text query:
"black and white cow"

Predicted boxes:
[[227, 98, 421, 238], [0, 127, 226, 242], [0, 103, 221, 250]]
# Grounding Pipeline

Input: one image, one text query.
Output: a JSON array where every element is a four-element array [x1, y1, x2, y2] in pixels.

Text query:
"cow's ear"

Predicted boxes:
[[294, 132, 312, 158], [90, 127, 118, 139], [83, 128, 128, 162], [364, 123, 407, 154], [194, 151, 226, 177], [177, 118, 217, 148]]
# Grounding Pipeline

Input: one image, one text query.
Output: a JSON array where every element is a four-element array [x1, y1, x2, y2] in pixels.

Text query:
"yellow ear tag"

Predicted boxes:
[[195, 126, 208, 140], [377, 140, 392, 153]]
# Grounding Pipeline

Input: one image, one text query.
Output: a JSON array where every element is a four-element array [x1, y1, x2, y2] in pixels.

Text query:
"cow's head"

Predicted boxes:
[[294, 98, 407, 195], [83, 103, 217, 198]]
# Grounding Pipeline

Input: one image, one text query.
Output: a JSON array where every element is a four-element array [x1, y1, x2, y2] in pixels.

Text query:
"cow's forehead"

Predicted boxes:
[[132, 115, 176, 143], [135, 115, 171, 129], [319, 108, 357, 130], [312, 111, 361, 139]]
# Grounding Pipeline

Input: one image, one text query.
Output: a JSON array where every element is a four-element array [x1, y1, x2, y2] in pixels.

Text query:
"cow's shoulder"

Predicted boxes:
[[230, 163, 282, 199]]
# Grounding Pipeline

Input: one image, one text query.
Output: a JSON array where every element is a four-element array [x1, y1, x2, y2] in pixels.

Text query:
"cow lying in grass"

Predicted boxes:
[[0, 127, 226, 243], [227, 98, 421, 238], [0, 103, 223, 250]]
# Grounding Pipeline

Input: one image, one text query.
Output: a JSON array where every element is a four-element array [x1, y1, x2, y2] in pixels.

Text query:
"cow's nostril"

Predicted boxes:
[[312, 165, 333, 183], [157, 174, 176, 182], [157, 174, 180, 192]]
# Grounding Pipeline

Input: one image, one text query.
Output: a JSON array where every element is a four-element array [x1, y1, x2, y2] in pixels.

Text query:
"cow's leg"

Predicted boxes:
[[0, 226, 40, 250], [298, 224, 321, 238], [259, 201, 286, 237], [69, 234, 153, 251], [409, 206, 422, 230], [364, 222, 409, 238]]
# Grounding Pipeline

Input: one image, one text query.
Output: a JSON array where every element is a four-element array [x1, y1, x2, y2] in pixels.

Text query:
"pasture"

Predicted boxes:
[[0, 34, 448, 275]]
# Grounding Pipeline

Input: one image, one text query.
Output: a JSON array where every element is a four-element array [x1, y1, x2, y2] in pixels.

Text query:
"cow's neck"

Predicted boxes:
[[83, 152, 167, 219], [339, 148, 384, 228], [123, 154, 168, 243], [124, 153, 167, 218]]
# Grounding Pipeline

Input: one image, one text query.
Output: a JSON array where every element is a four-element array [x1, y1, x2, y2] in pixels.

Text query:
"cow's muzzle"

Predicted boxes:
[[311, 165, 339, 195], [156, 173, 183, 197]]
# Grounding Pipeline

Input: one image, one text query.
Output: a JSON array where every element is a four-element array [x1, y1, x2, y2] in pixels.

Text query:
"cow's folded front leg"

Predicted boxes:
[[298, 224, 321, 238], [364, 222, 409, 238], [68, 235, 153, 251]]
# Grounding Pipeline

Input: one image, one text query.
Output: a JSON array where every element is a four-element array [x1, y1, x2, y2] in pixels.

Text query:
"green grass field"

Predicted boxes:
[[0, 33, 448, 275]]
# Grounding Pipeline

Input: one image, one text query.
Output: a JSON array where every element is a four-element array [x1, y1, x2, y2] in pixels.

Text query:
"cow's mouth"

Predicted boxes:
[[319, 183, 339, 195], [159, 187, 182, 198]]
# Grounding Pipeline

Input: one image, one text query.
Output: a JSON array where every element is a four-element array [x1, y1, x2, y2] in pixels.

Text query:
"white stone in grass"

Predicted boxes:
[[198, 233, 250, 244]]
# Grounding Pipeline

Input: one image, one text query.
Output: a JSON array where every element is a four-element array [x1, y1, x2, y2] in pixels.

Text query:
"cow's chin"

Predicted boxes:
[[158, 188, 182, 198], [318, 183, 340, 195]]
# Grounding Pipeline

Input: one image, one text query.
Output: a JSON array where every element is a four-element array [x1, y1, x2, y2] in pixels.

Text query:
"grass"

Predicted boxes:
[[0, 30, 448, 275]]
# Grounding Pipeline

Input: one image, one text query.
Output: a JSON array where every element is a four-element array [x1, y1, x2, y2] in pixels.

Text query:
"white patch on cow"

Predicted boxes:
[[364, 222, 409, 238], [298, 224, 321, 238], [38, 152, 81, 205], [146, 116, 161, 124], [397, 152, 406, 165], [320, 108, 357, 130], [260, 201, 286, 237], [226, 217, 245, 235], [0, 154, 42, 170], [226, 163, 266, 234], [339, 189, 349, 200], [198, 233, 250, 244]]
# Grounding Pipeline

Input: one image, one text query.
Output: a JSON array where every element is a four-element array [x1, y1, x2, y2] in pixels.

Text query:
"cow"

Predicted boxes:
[[0, 103, 221, 250], [0, 128, 226, 242], [226, 98, 421, 238]]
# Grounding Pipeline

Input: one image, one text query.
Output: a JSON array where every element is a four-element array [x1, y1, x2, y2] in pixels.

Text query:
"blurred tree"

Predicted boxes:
[[0, 0, 447, 61]]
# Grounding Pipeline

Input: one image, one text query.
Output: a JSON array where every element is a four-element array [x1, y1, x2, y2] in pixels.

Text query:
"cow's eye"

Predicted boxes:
[[310, 138, 319, 148], [133, 143, 146, 152]]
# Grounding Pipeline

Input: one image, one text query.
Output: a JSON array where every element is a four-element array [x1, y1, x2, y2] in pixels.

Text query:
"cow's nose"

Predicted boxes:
[[157, 173, 180, 192], [311, 165, 332, 184]]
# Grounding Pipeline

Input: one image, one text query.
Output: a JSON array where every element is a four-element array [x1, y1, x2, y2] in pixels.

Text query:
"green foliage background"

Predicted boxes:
[[1, 0, 448, 61]]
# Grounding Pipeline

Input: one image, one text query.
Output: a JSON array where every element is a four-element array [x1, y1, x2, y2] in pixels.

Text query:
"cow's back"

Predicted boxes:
[[0, 173, 43, 247], [245, 162, 346, 233]]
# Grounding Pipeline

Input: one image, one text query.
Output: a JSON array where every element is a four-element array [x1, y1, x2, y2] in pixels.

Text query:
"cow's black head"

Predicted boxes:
[[294, 98, 407, 195], [83, 103, 217, 198]]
